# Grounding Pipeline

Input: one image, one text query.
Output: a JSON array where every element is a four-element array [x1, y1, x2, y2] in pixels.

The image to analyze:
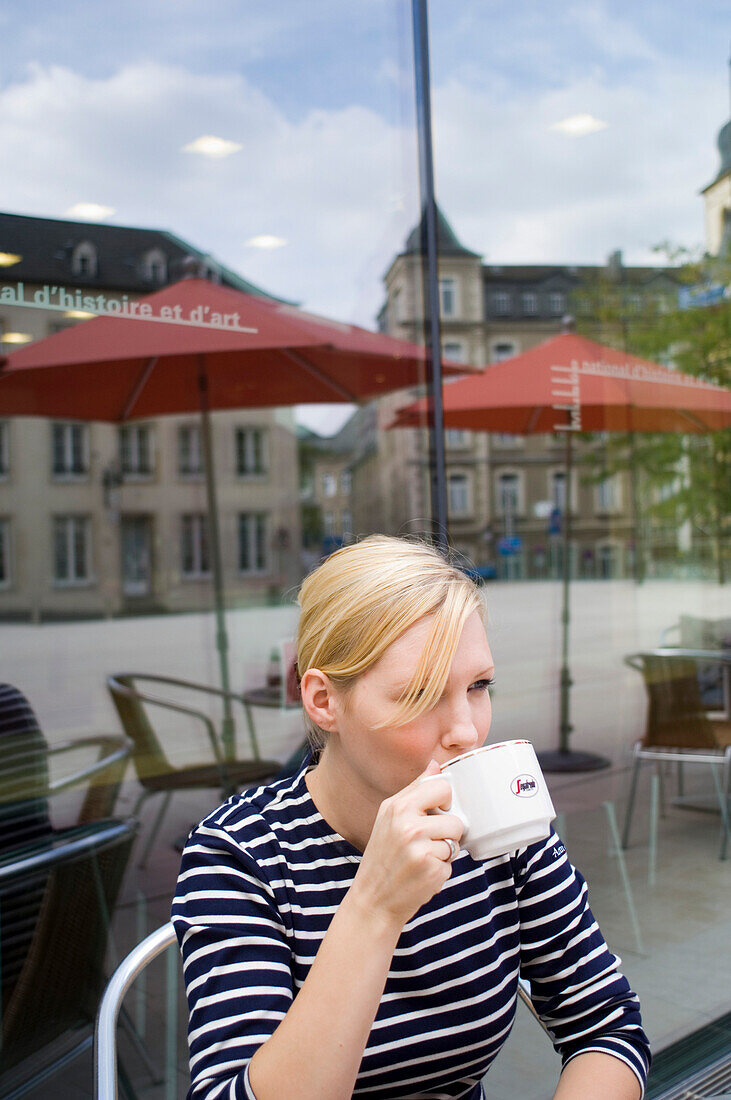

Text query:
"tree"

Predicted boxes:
[[573, 246, 731, 584]]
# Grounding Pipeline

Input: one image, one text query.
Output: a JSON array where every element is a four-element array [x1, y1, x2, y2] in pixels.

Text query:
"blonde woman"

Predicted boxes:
[[173, 536, 649, 1100]]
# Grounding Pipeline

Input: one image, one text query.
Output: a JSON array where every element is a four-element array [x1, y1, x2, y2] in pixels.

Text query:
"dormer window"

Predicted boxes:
[[71, 241, 98, 279], [141, 249, 168, 284]]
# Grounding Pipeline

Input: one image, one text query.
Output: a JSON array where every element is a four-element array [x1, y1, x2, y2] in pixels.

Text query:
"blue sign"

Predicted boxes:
[[548, 508, 562, 535], [498, 536, 522, 556], [678, 284, 728, 310]]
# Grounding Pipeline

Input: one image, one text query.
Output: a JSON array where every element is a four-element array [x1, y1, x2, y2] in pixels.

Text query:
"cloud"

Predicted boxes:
[[0, 60, 417, 325]]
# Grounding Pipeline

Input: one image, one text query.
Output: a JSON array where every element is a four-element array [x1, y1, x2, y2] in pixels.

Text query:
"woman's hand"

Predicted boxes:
[[349, 760, 464, 928]]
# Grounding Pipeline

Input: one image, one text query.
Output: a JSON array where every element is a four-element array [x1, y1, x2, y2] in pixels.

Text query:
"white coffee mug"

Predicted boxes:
[[425, 740, 555, 861]]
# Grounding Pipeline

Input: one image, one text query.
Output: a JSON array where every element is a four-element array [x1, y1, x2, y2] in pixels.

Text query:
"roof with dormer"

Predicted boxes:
[[0, 211, 288, 300]]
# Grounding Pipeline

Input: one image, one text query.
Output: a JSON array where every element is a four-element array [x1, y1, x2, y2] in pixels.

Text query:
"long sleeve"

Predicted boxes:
[[171, 819, 294, 1100], [512, 830, 651, 1096]]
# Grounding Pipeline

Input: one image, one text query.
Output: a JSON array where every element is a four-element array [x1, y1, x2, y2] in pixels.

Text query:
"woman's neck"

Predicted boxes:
[[305, 743, 381, 855]]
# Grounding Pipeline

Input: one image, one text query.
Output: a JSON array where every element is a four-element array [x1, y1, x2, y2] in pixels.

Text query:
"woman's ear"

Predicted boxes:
[[299, 668, 340, 732]]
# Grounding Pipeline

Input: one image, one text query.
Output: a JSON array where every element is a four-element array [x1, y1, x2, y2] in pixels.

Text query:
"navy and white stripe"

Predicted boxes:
[[172, 762, 650, 1100]]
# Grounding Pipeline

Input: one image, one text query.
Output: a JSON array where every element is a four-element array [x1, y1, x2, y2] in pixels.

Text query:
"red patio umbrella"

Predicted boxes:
[[392, 332, 731, 771], [0, 277, 466, 753]]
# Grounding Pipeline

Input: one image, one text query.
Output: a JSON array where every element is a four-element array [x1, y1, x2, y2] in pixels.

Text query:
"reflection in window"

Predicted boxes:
[[521, 292, 537, 314], [443, 341, 465, 362], [448, 472, 471, 517], [321, 472, 337, 497], [439, 277, 457, 317], [445, 429, 470, 449], [178, 424, 204, 477], [550, 470, 567, 511], [492, 341, 516, 362], [236, 427, 267, 476], [0, 518, 10, 586], [596, 475, 621, 512], [238, 512, 267, 574], [181, 514, 210, 578], [52, 422, 88, 477], [0, 420, 8, 476], [53, 516, 91, 584], [497, 471, 520, 515], [492, 433, 521, 447], [119, 425, 153, 476], [71, 241, 98, 278]]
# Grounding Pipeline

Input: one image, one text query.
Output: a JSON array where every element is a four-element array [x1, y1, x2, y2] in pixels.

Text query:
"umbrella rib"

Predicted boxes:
[[121, 356, 159, 421], [282, 349, 359, 402]]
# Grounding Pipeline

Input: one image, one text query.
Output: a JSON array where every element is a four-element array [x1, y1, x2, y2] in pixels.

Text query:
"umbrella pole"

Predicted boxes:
[[539, 430, 610, 774], [197, 356, 235, 762]]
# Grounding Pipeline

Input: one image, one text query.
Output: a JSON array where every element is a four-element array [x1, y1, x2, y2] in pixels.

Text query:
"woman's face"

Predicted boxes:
[[329, 609, 494, 800]]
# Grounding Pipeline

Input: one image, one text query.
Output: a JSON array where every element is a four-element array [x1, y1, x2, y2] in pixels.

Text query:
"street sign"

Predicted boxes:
[[548, 508, 562, 535], [498, 536, 522, 556]]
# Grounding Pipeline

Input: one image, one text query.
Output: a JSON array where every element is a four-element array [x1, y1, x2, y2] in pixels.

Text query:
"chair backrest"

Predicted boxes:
[[107, 674, 174, 787], [279, 639, 301, 708], [628, 653, 720, 750], [95, 921, 177, 1100], [0, 818, 137, 1090]]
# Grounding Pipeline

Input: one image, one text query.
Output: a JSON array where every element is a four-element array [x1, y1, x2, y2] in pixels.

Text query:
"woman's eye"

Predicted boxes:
[[471, 678, 495, 692]]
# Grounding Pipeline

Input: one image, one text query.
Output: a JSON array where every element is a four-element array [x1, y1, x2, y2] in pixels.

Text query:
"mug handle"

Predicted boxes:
[[418, 773, 470, 835]]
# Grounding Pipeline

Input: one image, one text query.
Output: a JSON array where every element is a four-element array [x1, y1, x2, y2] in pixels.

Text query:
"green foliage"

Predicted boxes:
[[574, 246, 730, 582]]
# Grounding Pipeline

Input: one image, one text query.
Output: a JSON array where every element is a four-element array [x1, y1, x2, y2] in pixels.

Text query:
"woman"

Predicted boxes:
[[173, 536, 650, 1099]]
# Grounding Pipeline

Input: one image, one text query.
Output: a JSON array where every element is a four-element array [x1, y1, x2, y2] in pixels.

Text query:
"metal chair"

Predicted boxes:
[[94, 924, 544, 1100], [0, 818, 138, 1099], [622, 650, 731, 860], [107, 673, 281, 867]]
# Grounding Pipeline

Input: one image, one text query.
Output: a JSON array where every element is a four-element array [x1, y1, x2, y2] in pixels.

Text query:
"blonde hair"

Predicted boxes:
[[296, 535, 483, 749]]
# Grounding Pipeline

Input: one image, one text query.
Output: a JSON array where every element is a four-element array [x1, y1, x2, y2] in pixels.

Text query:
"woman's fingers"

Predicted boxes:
[[422, 812, 463, 844]]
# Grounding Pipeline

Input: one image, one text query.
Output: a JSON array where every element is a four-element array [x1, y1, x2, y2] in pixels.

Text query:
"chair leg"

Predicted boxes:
[[677, 760, 684, 799], [713, 757, 731, 861], [622, 750, 642, 849], [137, 791, 173, 870]]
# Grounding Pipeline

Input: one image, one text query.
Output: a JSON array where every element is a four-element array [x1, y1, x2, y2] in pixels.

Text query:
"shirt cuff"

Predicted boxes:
[[562, 1041, 648, 1098]]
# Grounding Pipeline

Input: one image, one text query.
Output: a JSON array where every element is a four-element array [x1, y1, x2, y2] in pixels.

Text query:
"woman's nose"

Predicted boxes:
[[441, 708, 480, 751]]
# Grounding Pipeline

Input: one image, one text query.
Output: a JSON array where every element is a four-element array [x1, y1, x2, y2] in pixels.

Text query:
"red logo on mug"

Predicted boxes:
[[511, 774, 538, 798]]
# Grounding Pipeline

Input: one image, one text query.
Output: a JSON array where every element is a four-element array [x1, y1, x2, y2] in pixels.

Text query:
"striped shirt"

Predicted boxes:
[[172, 761, 650, 1100]]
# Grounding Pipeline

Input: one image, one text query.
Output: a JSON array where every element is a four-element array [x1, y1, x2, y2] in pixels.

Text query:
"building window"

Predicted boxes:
[[238, 512, 268, 574], [492, 433, 522, 448], [321, 472, 337, 498], [178, 424, 204, 477], [448, 473, 471, 518], [596, 475, 621, 513], [340, 470, 352, 495], [439, 277, 457, 318], [491, 341, 516, 362], [235, 427, 267, 476], [627, 295, 642, 314], [445, 429, 470, 450], [491, 292, 511, 315], [71, 241, 98, 279], [141, 249, 168, 284], [181, 514, 210, 578], [497, 471, 522, 516], [52, 422, 89, 477], [549, 292, 565, 314], [0, 421, 9, 477], [342, 509, 353, 537], [521, 292, 537, 314], [550, 470, 567, 511], [53, 516, 92, 585], [322, 511, 335, 537], [119, 425, 153, 477], [443, 341, 465, 363], [0, 518, 10, 586]]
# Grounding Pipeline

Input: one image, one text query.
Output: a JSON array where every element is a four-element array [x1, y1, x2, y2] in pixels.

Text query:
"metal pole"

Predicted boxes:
[[197, 355, 235, 758], [412, 0, 448, 552], [558, 430, 573, 752]]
